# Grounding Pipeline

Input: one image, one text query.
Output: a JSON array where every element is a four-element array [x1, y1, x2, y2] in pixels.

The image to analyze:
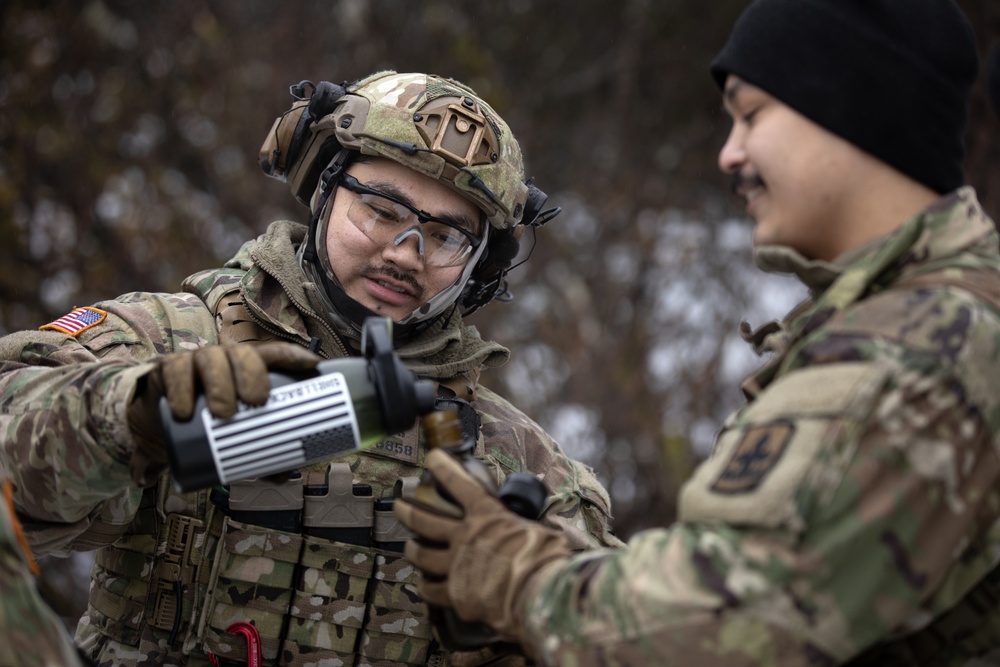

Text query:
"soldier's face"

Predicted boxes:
[[717, 75, 871, 262], [323, 157, 481, 322]]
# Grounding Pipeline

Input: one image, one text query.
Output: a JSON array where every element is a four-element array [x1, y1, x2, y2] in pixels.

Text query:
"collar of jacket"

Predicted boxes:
[[738, 187, 999, 398], [185, 220, 510, 381], [750, 187, 997, 332], [795, 187, 997, 328]]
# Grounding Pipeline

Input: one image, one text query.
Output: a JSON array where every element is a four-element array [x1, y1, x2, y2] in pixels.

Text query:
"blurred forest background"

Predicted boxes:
[[3, 0, 1000, 628]]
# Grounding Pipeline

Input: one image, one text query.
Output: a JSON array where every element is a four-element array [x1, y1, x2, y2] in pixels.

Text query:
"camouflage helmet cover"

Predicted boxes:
[[267, 71, 530, 230]]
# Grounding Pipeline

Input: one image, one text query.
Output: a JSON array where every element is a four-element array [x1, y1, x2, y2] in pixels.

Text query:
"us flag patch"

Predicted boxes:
[[40, 306, 108, 336]]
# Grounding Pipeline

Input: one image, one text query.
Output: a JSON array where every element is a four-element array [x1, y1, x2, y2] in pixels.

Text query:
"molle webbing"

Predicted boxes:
[[199, 466, 436, 666], [87, 487, 163, 645], [90, 547, 149, 646]]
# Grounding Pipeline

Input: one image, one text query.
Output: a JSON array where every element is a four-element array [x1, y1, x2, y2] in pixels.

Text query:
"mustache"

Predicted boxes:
[[730, 172, 765, 196], [365, 263, 423, 298]]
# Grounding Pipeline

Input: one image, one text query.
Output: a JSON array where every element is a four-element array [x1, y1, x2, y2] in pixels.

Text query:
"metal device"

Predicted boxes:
[[162, 318, 436, 492]]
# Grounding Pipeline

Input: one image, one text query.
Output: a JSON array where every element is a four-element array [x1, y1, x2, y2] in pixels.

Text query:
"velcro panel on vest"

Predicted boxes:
[[280, 534, 375, 663], [200, 517, 303, 664], [358, 550, 436, 666]]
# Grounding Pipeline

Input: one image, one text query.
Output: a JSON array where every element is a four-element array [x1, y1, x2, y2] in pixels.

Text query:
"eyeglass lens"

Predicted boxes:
[[346, 191, 476, 267]]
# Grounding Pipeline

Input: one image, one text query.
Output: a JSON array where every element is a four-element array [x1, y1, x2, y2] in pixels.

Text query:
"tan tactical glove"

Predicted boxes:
[[127, 342, 320, 486], [394, 448, 574, 642]]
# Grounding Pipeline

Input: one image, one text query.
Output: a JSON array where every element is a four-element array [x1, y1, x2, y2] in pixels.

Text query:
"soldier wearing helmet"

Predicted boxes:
[[0, 71, 620, 666], [258, 71, 556, 338]]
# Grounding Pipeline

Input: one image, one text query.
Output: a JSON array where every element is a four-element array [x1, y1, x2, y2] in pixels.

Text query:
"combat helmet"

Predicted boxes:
[[258, 71, 559, 336]]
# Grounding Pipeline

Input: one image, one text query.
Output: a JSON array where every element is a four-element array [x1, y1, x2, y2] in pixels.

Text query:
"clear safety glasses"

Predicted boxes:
[[335, 173, 483, 267]]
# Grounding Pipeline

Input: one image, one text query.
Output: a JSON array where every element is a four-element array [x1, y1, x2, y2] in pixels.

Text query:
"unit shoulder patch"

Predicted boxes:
[[40, 306, 108, 336], [710, 421, 795, 495]]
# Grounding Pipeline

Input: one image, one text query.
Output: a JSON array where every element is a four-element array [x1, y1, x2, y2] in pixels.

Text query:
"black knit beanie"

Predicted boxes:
[[711, 0, 978, 194]]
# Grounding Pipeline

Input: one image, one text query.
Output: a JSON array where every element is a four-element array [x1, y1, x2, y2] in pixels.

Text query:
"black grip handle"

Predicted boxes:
[[498, 472, 548, 519]]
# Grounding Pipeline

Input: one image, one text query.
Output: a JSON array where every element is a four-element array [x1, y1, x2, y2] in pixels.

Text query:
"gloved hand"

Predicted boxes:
[[127, 342, 320, 486], [394, 448, 574, 642]]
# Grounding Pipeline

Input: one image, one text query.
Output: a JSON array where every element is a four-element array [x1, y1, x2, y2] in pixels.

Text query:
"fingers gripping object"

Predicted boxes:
[[133, 318, 436, 491], [408, 409, 533, 651], [167, 342, 316, 420], [127, 340, 321, 486], [394, 439, 570, 647]]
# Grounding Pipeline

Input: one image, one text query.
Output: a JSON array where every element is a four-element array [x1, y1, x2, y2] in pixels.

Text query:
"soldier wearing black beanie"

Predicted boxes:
[[711, 0, 979, 194], [386, 2, 1000, 665]]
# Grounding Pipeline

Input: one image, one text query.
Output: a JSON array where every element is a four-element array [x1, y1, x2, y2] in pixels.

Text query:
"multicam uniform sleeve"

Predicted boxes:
[[0, 292, 216, 556], [517, 348, 1000, 665], [473, 386, 624, 550], [1, 479, 87, 667]]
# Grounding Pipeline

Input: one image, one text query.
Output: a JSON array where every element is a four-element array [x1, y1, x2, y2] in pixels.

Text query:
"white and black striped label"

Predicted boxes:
[[201, 372, 361, 484]]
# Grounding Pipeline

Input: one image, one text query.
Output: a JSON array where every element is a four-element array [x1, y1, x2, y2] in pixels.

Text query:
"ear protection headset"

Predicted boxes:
[[259, 76, 561, 317], [260, 80, 348, 204]]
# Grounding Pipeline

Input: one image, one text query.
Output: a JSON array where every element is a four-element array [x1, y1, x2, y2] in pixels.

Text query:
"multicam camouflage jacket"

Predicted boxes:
[[0, 220, 620, 667], [519, 188, 1000, 666], [0, 478, 86, 667]]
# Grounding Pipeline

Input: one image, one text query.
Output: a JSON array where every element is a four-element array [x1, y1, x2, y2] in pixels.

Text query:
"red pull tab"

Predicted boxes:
[[207, 622, 262, 667]]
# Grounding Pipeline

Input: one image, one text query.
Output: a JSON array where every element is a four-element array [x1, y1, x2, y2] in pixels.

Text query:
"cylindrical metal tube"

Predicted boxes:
[[161, 318, 435, 492], [163, 358, 387, 492]]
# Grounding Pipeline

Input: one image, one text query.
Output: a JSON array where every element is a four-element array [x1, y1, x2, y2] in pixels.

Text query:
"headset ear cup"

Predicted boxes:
[[261, 80, 351, 202], [460, 181, 559, 314], [460, 229, 519, 315], [489, 230, 520, 270], [286, 82, 345, 177], [284, 108, 315, 175], [259, 99, 308, 179]]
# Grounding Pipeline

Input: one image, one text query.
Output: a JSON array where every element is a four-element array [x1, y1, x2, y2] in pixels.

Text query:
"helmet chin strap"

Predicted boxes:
[[302, 151, 352, 265]]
